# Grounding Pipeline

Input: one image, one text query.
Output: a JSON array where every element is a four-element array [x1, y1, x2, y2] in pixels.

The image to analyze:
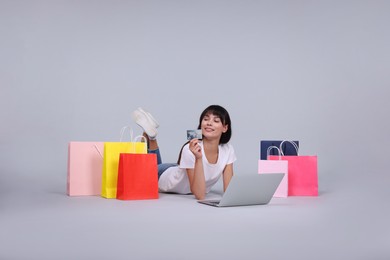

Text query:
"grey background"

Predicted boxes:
[[1, 1, 389, 259]]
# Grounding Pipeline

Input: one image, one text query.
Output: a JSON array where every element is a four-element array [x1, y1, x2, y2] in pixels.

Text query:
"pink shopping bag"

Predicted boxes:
[[258, 146, 288, 197], [269, 141, 318, 196], [67, 142, 104, 196]]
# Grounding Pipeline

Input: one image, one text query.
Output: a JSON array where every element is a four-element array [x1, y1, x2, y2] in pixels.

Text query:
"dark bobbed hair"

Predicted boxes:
[[177, 105, 232, 164]]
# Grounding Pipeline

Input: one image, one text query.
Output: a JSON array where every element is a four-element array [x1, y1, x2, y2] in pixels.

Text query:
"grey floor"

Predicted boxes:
[[1, 171, 389, 260]]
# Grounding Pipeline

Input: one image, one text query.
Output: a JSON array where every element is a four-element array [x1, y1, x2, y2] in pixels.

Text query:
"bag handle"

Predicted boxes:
[[119, 127, 148, 153], [279, 140, 299, 156], [267, 146, 282, 160], [131, 135, 148, 153], [120, 126, 133, 142], [93, 144, 103, 159]]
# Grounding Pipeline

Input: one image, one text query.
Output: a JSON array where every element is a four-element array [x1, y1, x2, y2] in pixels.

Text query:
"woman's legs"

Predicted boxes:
[[157, 163, 178, 179], [132, 108, 178, 179], [143, 133, 178, 179], [145, 132, 162, 164], [146, 134, 158, 150]]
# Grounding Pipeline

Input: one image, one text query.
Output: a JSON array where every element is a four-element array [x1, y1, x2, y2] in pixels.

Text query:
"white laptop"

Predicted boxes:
[[198, 173, 284, 207]]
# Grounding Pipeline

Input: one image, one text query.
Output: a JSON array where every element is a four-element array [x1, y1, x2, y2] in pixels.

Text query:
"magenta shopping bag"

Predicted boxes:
[[258, 146, 288, 198], [269, 141, 318, 196], [67, 142, 104, 196]]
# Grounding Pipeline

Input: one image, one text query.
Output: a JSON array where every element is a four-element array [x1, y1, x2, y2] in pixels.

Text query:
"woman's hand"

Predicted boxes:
[[189, 138, 202, 159]]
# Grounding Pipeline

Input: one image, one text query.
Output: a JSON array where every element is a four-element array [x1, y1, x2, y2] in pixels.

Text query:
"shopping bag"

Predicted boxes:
[[67, 142, 104, 196], [117, 152, 159, 200], [258, 146, 288, 198], [260, 140, 299, 160], [269, 141, 318, 196], [101, 128, 147, 199]]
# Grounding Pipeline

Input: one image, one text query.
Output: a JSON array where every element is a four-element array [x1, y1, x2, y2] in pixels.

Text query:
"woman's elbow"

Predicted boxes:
[[191, 187, 206, 200], [194, 193, 206, 200]]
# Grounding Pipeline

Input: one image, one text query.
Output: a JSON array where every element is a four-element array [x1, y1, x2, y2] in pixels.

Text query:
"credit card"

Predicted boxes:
[[187, 129, 202, 140]]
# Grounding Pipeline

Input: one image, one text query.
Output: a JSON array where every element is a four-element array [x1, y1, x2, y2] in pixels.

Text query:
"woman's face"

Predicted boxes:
[[200, 113, 228, 141]]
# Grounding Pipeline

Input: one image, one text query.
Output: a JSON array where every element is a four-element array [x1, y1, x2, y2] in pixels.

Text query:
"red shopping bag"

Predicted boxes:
[[269, 141, 318, 196], [116, 153, 159, 200]]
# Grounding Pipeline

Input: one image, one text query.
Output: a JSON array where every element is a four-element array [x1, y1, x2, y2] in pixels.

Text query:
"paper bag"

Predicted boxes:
[[258, 146, 288, 197], [67, 142, 104, 196]]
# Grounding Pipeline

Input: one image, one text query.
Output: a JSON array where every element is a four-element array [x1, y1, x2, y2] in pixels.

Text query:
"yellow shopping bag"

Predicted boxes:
[[101, 128, 147, 198]]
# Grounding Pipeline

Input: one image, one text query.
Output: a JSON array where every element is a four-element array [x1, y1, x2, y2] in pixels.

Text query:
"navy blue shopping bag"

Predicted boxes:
[[260, 140, 299, 160]]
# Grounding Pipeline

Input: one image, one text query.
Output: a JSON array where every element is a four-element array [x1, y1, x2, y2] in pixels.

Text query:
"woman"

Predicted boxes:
[[131, 105, 236, 200]]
